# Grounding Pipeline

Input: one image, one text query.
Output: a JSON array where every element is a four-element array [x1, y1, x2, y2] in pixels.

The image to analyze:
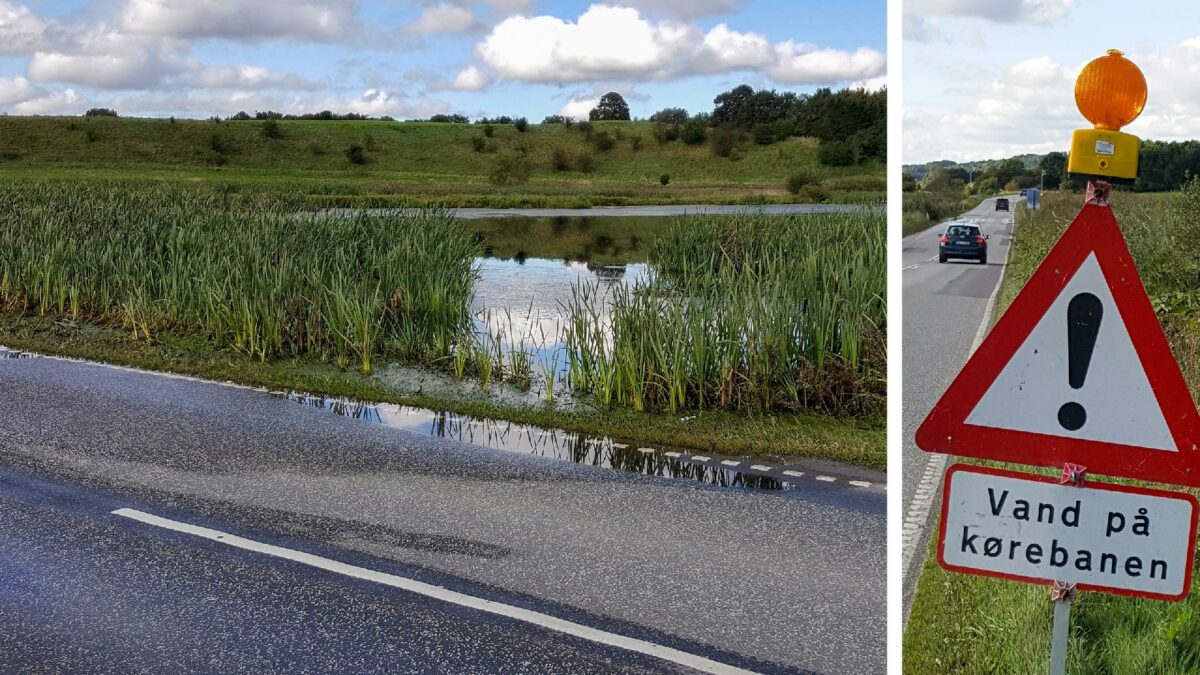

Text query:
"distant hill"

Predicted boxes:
[[904, 154, 1047, 181]]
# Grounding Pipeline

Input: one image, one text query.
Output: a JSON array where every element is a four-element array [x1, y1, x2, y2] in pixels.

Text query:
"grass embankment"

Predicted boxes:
[[905, 187, 1200, 672], [0, 182, 884, 468], [902, 189, 988, 236], [0, 116, 885, 208]]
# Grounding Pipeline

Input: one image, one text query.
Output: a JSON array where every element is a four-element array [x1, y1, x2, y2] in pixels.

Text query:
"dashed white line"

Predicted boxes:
[[902, 264, 921, 271], [815, 475, 836, 483], [749, 465, 772, 472], [113, 508, 758, 675], [691, 455, 711, 462], [720, 460, 741, 467], [848, 480, 872, 488], [638, 447, 655, 454], [664, 451, 682, 458], [612, 443, 629, 449], [782, 470, 805, 478]]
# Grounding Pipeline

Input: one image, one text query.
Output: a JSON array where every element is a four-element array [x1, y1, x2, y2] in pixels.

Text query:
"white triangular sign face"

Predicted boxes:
[[966, 253, 1174, 450]]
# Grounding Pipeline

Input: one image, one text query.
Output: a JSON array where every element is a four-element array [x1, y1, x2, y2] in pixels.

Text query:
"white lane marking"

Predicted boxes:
[[720, 460, 741, 467], [690, 455, 711, 462], [902, 264, 921, 271], [638, 448, 655, 454], [926, 256, 938, 262], [903, 205, 1015, 616], [664, 451, 682, 458], [815, 475, 836, 483], [749, 465, 772, 472], [848, 480, 872, 489], [782, 470, 804, 478], [612, 443, 629, 449], [113, 508, 759, 675]]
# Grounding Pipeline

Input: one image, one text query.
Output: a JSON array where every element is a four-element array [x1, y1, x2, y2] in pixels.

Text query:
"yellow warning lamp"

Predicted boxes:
[[1067, 50, 1147, 183]]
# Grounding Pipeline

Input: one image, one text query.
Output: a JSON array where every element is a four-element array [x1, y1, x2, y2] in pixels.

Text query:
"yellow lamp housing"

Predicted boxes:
[[1067, 128, 1140, 184], [1066, 49, 1147, 184]]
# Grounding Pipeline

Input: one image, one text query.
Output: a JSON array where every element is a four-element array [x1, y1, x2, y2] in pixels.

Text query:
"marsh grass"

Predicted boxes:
[[562, 211, 886, 414], [0, 182, 479, 371]]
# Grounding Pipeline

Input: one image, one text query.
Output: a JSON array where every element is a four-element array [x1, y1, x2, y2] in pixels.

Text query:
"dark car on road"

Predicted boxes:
[[995, 198, 1010, 211], [939, 223, 989, 264]]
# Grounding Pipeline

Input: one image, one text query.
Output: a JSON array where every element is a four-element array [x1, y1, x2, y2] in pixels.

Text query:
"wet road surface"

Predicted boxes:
[[900, 196, 1017, 622], [0, 355, 885, 673]]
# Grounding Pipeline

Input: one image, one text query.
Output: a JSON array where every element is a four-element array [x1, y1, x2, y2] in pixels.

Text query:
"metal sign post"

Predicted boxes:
[[1049, 583, 1074, 675]]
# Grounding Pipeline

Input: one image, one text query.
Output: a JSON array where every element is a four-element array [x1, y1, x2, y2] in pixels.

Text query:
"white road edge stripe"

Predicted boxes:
[[112, 508, 759, 675]]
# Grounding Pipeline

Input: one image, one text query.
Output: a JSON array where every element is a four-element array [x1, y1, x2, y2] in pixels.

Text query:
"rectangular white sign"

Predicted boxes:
[[939, 465, 1197, 600]]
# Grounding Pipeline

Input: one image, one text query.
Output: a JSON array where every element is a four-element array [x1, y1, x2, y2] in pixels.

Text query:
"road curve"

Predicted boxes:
[[0, 354, 885, 673], [900, 196, 1018, 622]]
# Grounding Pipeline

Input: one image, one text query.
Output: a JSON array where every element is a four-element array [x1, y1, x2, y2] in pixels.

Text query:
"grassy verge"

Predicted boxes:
[[904, 187, 1200, 672], [0, 315, 884, 469], [0, 117, 884, 208], [902, 190, 987, 236]]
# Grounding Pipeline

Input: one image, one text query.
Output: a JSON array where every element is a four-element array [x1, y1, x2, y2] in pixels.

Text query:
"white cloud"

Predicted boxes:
[[905, 0, 1077, 24], [0, 1, 45, 55], [408, 3, 477, 34], [119, 0, 360, 42], [0, 76, 83, 114], [450, 65, 489, 91], [176, 65, 323, 91], [474, 4, 884, 86], [27, 28, 187, 89], [559, 95, 598, 121], [767, 43, 887, 85], [849, 75, 888, 92]]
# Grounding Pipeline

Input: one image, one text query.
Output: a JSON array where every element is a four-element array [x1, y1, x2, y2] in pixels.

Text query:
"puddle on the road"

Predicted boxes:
[[278, 392, 812, 492]]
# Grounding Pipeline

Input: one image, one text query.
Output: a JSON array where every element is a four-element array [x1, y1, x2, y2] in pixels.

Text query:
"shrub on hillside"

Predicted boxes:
[[773, 119, 795, 140], [573, 151, 594, 173], [652, 122, 680, 144], [483, 124, 494, 138], [710, 126, 740, 158], [649, 107, 688, 124], [551, 147, 571, 171], [592, 131, 616, 151], [659, 174, 670, 186], [576, 121, 594, 137], [818, 139, 855, 166], [681, 119, 707, 145], [345, 145, 367, 165], [490, 151, 532, 186], [262, 118, 282, 139], [786, 171, 817, 195], [472, 137, 487, 153], [210, 133, 227, 154], [514, 117, 529, 132], [752, 123, 776, 145], [628, 136, 643, 152], [85, 108, 118, 118], [542, 115, 571, 126]]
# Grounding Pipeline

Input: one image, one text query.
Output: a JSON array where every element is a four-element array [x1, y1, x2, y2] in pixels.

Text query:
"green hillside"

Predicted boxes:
[[0, 116, 884, 207]]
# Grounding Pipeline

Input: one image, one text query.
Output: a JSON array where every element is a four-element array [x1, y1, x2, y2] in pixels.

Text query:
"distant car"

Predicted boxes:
[[1019, 189, 1028, 197], [995, 198, 1010, 211], [939, 223, 989, 264]]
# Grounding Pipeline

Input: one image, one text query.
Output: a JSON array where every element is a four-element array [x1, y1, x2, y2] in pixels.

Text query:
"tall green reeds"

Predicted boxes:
[[562, 212, 886, 415], [0, 182, 479, 372]]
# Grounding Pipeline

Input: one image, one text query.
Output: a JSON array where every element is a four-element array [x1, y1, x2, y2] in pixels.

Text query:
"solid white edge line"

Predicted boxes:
[[112, 508, 759, 675]]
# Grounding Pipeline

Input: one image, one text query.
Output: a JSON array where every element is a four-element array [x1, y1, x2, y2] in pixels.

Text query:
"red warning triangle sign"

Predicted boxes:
[[917, 203, 1200, 487]]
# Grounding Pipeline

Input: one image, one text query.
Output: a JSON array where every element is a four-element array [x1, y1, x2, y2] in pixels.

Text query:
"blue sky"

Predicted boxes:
[[905, 0, 1200, 163], [0, 0, 884, 120]]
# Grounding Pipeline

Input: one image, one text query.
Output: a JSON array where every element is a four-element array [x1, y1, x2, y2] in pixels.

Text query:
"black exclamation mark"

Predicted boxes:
[[1057, 292, 1103, 431]]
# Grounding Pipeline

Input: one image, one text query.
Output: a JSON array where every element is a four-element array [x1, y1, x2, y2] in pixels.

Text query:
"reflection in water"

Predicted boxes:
[[470, 256, 650, 378], [282, 392, 794, 492]]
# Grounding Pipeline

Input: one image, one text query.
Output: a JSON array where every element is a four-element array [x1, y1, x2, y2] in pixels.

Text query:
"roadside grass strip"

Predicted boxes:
[[114, 508, 760, 675]]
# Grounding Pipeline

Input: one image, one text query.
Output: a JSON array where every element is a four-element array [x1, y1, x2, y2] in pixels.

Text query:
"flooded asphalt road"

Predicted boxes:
[[900, 196, 1017, 623], [0, 356, 884, 674]]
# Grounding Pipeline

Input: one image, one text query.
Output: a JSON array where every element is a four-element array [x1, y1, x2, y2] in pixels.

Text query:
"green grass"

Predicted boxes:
[[903, 189, 987, 236], [0, 116, 884, 207], [905, 186, 1200, 673]]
